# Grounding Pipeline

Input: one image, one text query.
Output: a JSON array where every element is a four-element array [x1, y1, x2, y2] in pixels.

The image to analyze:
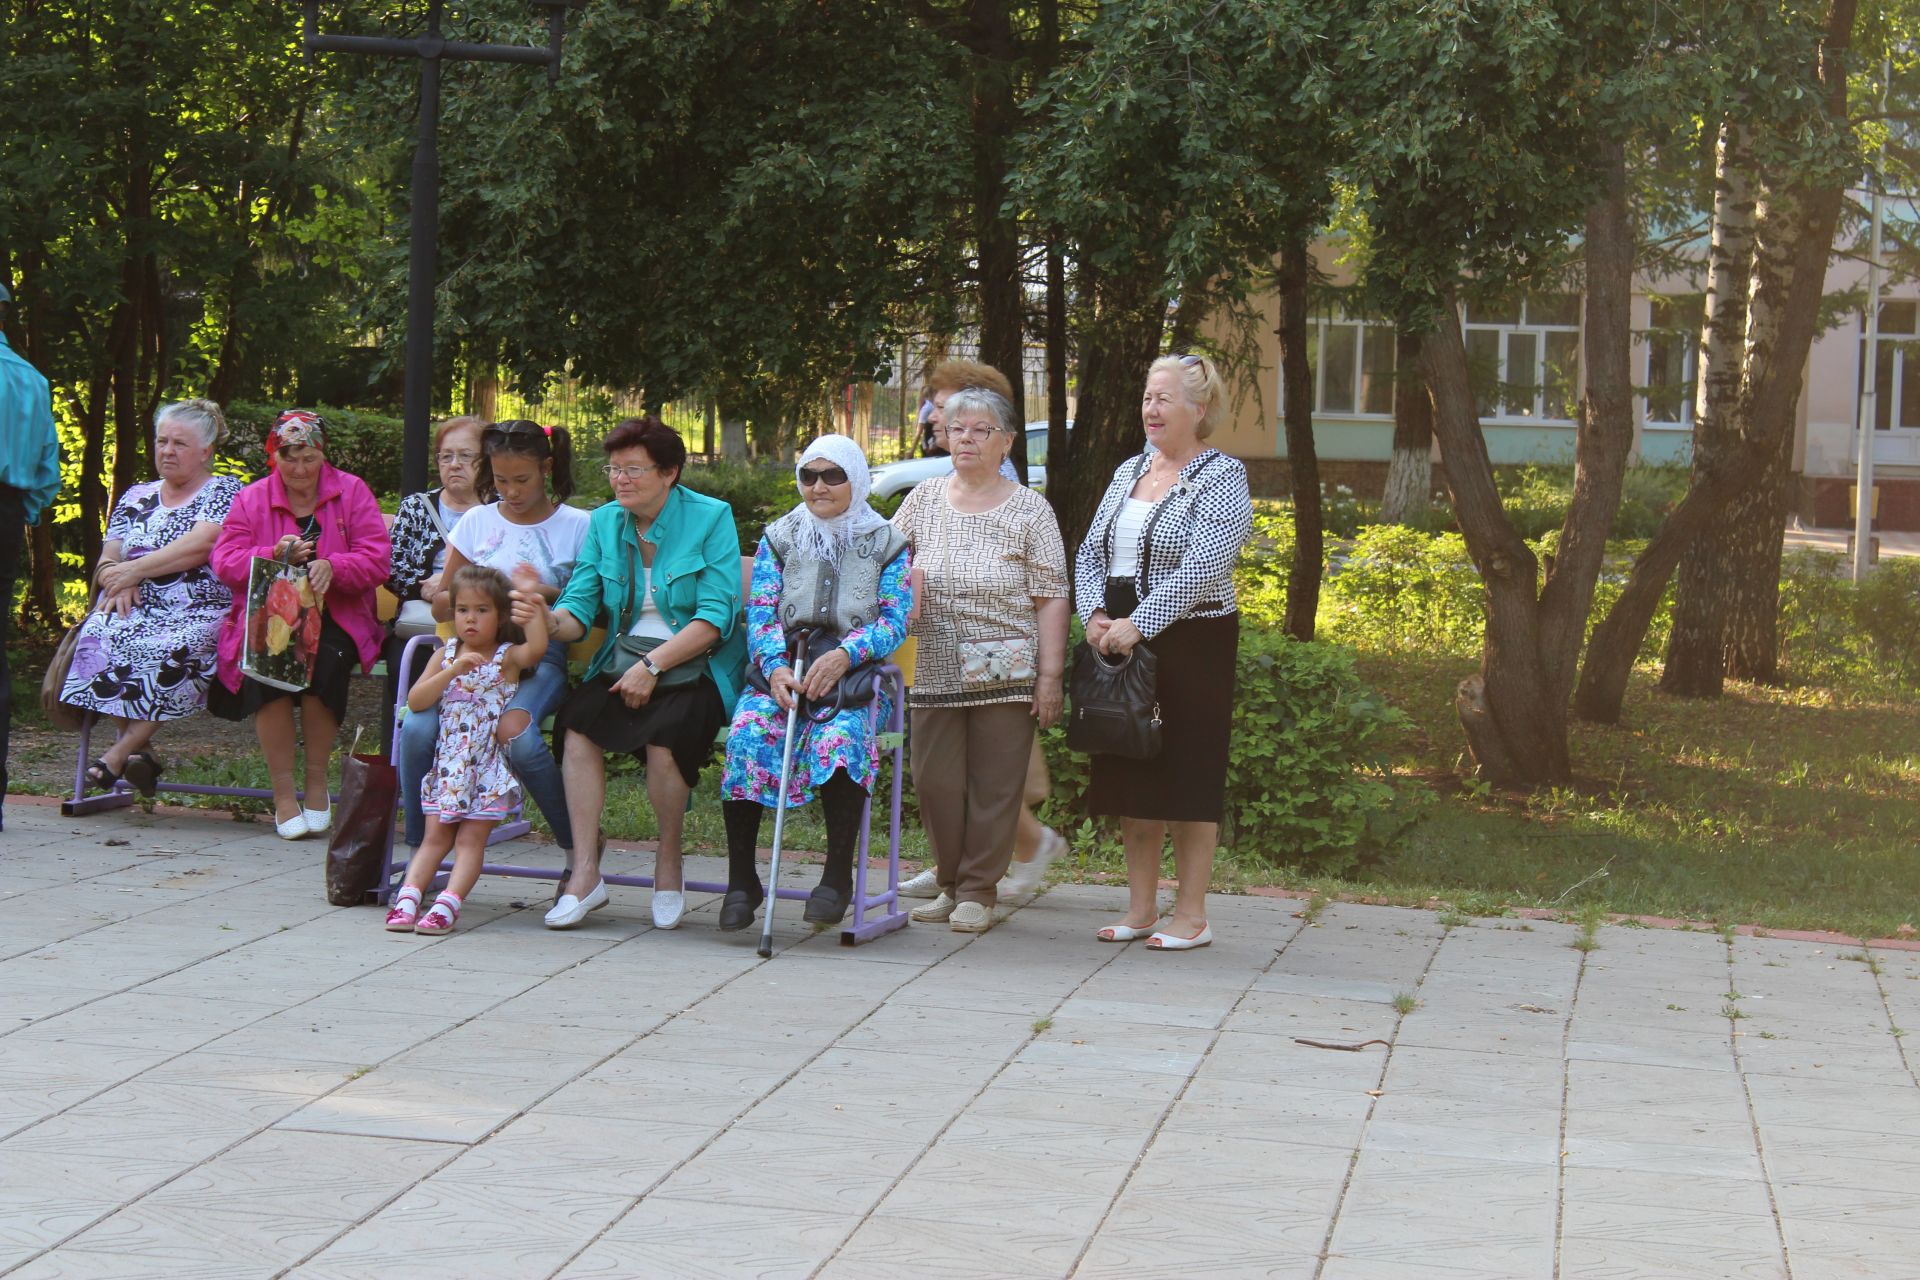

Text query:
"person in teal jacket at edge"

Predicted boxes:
[[0, 282, 64, 833], [535, 414, 747, 932]]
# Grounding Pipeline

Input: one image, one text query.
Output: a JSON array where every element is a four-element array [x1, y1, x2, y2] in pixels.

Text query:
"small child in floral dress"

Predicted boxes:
[[385, 565, 547, 935]]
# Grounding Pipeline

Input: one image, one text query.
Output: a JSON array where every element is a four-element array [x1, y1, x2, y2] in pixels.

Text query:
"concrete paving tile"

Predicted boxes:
[[554, 1200, 860, 1279], [873, 1152, 1117, 1230], [276, 1068, 555, 1143], [1079, 1186, 1326, 1273], [1566, 1035, 1737, 1074], [1561, 1166, 1775, 1216], [431, 1114, 711, 1197], [1049, 994, 1232, 1028], [821, 1212, 1086, 1280], [651, 1127, 922, 1215], [536, 1052, 790, 1126], [1764, 1145, 1920, 1193], [1015, 1038, 1202, 1079], [1365, 1092, 1562, 1140], [289, 1182, 631, 1279], [1559, 1192, 1783, 1252], [1779, 1214, 1920, 1266], [8, 1249, 272, 1279], [1166, 1097, 1367, 1151], [1562, 1134, 1767, 1181], [1248, 972, 1410, 1004], [1122, 1131, 1352, 1214], [1555, 1236, 1788, 1279]]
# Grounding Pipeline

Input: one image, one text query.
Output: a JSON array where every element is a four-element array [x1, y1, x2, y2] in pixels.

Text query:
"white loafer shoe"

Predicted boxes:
[[897, 867, 941, 898], [302, 806, 333, 837], [544, 879, 609, 929], [275, 814, 308, 841], [1000, 827, 1067, 898], [651, 889, 685, 931]]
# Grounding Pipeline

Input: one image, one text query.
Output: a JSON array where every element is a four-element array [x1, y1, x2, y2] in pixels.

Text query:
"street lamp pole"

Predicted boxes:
[[301, 0, 578, 498]]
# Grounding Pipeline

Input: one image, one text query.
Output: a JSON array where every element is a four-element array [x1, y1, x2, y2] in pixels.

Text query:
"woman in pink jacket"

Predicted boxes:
[[209, 411, 392, 840]]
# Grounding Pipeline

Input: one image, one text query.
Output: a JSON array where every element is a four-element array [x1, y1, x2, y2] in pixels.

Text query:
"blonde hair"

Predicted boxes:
[[1148, 354, 1227, 439]]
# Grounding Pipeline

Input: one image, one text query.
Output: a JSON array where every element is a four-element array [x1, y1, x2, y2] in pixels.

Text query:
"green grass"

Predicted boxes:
[[1301, 652, 1920, 941]]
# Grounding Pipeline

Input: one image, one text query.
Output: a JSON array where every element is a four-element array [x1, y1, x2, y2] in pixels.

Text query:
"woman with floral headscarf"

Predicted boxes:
[[209, 410, 392, 840], [715, 434, 912, 931]]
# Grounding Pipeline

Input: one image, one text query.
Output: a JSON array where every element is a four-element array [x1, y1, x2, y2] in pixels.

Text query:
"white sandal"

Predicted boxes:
[[1096, 921, 1160, 942], [1145, 924, 1213, 952]]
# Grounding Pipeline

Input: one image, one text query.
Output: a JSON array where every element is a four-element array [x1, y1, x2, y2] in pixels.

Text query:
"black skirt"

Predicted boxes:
[[208, 613, 356, 726], [558, 671, 727, 789], [1085, 579, 1239, 825]]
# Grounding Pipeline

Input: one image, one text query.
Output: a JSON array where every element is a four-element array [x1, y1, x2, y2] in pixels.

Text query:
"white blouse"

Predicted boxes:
[[1108, 498, 1157, 578]]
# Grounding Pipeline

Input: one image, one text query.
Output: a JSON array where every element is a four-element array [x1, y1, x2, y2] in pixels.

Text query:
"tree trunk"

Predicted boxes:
[[1420, 306, 1566, 786], [1379, 329, 1433, 526], [1722, 419, 1795, 681], [15, 253, 61, 627], [1046, 239, 1069, 439], [1662, 123, 1759, 698], [969, 0, 1026, 482], [1577, 0, 1856, 723], [1277, 239, 1321, 640], [1048, 257, 1165, 555], [1538, 141, 1636, 707]]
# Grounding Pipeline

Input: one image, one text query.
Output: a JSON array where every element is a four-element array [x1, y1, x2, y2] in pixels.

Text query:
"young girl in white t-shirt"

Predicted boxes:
[[396, 421, 590, 876]]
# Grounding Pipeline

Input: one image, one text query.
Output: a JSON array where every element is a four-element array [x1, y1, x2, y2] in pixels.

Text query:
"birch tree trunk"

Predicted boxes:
[[1379, 329, 1433, 526], [1662, 124, 1759, 697]]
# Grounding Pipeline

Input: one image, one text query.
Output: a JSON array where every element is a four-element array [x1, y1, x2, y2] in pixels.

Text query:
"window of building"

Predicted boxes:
[[1859, 300, 1920, 431], [1305, 316, 1396, 416], [1645, 296, 1703, 428], [1462, 295, 1581, 421]]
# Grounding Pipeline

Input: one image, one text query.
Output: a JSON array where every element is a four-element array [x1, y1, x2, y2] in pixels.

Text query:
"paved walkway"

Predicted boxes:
[[2, 801, 1917, 1280]]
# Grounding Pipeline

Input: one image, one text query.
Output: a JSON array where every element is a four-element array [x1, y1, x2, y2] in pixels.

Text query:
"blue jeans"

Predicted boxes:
[[400, 643, 574, 850]]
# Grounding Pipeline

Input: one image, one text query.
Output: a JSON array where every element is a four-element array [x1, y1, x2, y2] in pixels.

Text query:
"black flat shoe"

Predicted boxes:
[[803, 884, 850, 927], [718, 887, 764, 932], [122, 750, 163, 798]]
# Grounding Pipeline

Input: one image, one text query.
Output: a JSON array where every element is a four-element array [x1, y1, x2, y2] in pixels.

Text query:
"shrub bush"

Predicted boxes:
[[1041, 624, 1406, 873], [1780, 551, 1920, 689], [1320, 524, 1486, 656], [679, 460, 810, 551], [1492, 462, 1687, 541]]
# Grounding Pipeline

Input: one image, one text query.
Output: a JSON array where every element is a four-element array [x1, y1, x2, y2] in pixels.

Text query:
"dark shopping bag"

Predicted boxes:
[[326, 743, 399, 906]]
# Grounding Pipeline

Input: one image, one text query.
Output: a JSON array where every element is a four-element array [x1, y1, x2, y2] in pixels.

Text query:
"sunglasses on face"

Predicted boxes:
[[798, 465, 851, 488]]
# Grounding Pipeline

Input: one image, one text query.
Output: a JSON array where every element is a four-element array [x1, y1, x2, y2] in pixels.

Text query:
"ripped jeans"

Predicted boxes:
[[399, 642, 574, 851]]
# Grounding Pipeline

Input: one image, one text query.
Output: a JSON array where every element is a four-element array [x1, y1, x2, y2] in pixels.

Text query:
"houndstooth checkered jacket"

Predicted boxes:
[[1073, 448, 1253, 639]]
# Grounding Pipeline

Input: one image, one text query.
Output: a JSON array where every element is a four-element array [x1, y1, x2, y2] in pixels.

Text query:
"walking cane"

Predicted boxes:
[[758, 629, 815, 959]]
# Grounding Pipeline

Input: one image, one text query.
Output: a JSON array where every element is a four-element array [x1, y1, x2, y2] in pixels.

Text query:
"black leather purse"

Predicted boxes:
[[1065, 640, 1162, 759], [744, 627, 884, 721]]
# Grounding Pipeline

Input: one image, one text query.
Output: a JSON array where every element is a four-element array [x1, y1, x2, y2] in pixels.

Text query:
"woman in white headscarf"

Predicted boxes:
[[716, 435, 913, 931]]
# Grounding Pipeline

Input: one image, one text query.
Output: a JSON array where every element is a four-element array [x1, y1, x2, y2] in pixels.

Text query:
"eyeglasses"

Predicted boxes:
[[603, 463, 660, 481], [946, 423, 1004, 440], [797, 465, 850, 488], [437, 450, 481, 466]]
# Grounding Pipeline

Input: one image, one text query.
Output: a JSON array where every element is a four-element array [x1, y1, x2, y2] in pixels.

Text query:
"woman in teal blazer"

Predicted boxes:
[[539, 416, 748, 931]]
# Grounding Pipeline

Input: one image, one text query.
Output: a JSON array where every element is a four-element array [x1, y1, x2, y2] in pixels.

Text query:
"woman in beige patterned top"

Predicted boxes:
[[893, 387, 1069, 934]]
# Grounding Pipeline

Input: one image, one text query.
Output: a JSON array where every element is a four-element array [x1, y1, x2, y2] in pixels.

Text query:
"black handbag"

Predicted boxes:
[[1066, 640, 1162, 759], [743, 627, 884, 721], [605, 538, 709, 690]]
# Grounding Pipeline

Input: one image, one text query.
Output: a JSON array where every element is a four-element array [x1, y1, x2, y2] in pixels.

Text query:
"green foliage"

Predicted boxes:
[[1041, 623, 1406, 873], [677, 461, 808, 554], [1495, 463, 1690, 541], [1321, 526, 1487, 657], [1780, 552, 1920, 690], [225, 402, 405, 498]]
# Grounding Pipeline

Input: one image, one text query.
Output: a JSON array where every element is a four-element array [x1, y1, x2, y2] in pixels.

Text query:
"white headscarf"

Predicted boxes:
[[764, 434, 889, 566]]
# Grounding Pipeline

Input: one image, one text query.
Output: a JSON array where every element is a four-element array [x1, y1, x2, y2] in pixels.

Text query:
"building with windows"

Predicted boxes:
[[1207, 251, 1920, 531]]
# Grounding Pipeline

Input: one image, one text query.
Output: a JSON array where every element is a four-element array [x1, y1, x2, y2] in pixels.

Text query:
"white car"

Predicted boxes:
[[869, 421, 1070, 500]]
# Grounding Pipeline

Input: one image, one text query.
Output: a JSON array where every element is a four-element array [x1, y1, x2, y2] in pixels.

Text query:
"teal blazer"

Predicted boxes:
[[553, 486, 748, 709]]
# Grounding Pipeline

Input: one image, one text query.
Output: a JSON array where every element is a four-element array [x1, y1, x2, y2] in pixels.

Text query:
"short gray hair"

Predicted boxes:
[[154, 398, 226, 449], [943, 387, 1017, 437]]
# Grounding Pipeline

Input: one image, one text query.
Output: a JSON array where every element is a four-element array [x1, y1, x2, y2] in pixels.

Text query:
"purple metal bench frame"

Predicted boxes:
[[63, 714, 343, 816], [377, 632, 911, 947]]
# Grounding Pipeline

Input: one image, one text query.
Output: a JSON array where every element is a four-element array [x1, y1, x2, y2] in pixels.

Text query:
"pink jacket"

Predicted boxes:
[[210, 464, 392, 693]]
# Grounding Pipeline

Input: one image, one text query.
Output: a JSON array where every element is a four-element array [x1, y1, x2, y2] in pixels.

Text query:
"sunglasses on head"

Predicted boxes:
[[798, 465, 850, 487], [1177, 354, 1204, 367], [486, 419, 549, 442]]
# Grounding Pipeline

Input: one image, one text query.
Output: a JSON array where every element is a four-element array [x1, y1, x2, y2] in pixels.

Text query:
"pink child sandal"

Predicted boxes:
[[384, 890, 422, 932], [413, 895, 461, 936]]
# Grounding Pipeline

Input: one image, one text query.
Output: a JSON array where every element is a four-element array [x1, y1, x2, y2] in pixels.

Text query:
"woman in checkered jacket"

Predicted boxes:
[[1073, 354, 1253, 953]]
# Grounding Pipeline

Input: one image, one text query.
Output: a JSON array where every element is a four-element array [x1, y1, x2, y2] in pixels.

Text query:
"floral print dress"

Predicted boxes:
[[421, 640, 520, 823], [719, 540, 911, 808], [62, 476, 242, 721]]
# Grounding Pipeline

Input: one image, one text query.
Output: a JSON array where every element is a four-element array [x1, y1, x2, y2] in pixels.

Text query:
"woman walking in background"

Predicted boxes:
[[1074, 355, 1252, 951]]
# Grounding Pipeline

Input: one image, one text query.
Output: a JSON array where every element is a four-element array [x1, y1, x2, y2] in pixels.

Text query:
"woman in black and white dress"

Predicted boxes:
[[1073, 355, 1252, 951]]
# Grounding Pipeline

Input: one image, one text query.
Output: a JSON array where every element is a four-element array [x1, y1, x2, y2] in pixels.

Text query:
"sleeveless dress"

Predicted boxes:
[[421, 640, 520, 823]]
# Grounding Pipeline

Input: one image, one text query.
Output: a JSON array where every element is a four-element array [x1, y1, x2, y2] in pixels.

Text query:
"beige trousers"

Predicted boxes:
[[910, 702, 1035, 907]]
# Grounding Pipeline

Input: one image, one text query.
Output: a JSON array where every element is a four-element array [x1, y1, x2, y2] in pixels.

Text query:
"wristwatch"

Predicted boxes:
[[639, 654, 663, 678]]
